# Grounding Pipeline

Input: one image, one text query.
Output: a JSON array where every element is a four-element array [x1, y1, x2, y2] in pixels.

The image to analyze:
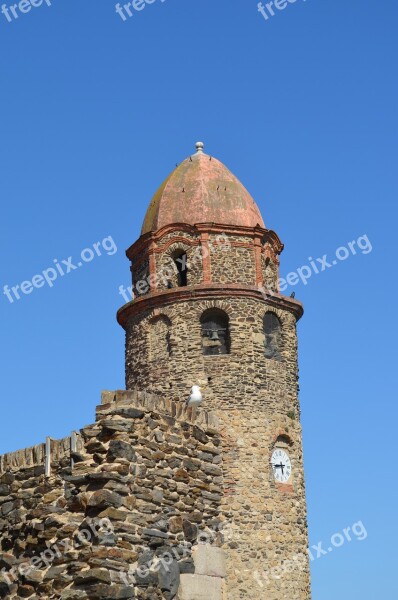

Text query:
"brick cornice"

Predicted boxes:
[[126, 222, 283, 261], [155, 237, 200, 254], [117, 284, 304, 328]]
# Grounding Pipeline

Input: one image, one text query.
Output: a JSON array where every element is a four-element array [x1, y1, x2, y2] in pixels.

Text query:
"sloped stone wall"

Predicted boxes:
[[0, 391, 226, 600]]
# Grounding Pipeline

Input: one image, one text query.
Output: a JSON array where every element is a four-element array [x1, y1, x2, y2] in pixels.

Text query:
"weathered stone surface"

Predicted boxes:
[[168, 516, 183, 533], [142, 528, 169, 540], [75, 568, 111, 585], [1, 501, 15, 515], [0, 552, 16, 568], [18, 584, 35, 597], [159, 558, 180, 599], [60, 590, 89, 600], [114, 408, 145, 419], [45, 565, 67, 580], [0, 583, 10, 600], [0, 387, 230, 597], [88, 490, 123, 509], [24, 569, 44, 584], [182, 520, 198, 542], [101, 419, 133, 433], [96, 584, 135, 598], [192, 545, 227, 578], [97, 507, 128, 521], [108, 440, 136, 462], [0, 485, 10, 496], [176, 574, 224, 600]]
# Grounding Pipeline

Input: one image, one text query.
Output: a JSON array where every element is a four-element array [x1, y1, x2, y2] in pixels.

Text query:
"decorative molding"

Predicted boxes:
[[126, 222, 283, 262], [117, 284, 304, 328]]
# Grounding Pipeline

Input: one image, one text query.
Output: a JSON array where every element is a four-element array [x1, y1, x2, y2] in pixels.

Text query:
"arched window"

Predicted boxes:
[[174, 251, 188, 287], [201, 309, 230, 355], [264, 313, 282, 360]]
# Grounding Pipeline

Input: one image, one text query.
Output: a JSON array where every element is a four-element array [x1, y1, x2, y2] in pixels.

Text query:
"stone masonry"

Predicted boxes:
[[117, 144, 311, 599], [0, 391, 228, 599]]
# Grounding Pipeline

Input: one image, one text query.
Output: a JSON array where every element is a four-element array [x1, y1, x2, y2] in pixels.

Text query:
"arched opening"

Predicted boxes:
[[173, 251, 188, 287], [274, 434, 292, 447], [200, 308, 230, 356], [264, 312, 282, 360]]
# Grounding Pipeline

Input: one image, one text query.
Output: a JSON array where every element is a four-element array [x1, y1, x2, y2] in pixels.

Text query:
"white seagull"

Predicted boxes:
[[186, 385, 203, 407]]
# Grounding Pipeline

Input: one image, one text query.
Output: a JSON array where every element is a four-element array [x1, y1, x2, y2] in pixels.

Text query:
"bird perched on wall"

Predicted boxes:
[[186, 385, 203, 407], [290, 292, 296, 298]]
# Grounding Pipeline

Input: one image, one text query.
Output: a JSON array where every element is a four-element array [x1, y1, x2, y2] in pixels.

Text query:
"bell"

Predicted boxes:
[[209, 330, 219, 341]]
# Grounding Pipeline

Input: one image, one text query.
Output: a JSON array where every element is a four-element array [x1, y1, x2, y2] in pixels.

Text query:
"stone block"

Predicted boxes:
[[192, 545, 227, 578], [107, 440, 136, 462], [176, 574, 224, 600], [0, 484, 10, 496], [87, 490, 123, 510], [182, 519, 198, 542], [158, 558, 180, 598], [101, 390, 116, 405], [168, 515, 183, 533], [75, 568, 111, 585]]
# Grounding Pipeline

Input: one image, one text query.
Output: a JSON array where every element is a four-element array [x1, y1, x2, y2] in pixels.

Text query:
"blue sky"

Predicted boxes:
[[1, 0, 397, 597]]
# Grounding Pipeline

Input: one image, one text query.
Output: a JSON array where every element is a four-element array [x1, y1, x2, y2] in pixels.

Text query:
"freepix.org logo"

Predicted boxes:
[[3, 236, 118, 304], [257, 0, 307, 22], [115, 0, 166, 22], [1, 0, 52, 23]]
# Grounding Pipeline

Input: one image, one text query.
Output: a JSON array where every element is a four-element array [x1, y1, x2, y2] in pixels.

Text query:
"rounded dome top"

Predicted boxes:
[[141, 143, 265, 235]]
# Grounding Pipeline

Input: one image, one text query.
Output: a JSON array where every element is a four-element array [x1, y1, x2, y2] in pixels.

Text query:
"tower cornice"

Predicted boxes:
[[126, 222, 283, 261], [117, 284, 303, 329]]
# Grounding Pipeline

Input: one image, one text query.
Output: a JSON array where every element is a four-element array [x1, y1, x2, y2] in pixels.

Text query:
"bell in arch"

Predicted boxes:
[[209, 330, 220, 341]]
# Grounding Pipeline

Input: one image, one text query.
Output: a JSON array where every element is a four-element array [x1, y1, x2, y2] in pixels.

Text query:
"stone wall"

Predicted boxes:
[[261, 255, 279, 293], [218, 409, 310, 600], [0, 391, 227, 600], [209, 234, 256, 286], [123, 294, 311, 599], [0, 436, 84, 475], [125, 296, 299, 416]]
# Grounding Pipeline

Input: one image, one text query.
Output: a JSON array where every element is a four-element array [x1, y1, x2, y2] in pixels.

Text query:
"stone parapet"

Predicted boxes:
[[98, 389, 220, 433], [0, 434, 84, 475], [0, 390, 224, 600]]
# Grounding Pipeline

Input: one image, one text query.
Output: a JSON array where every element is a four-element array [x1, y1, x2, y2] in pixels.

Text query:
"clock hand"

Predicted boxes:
[[273, 462, 286, 472]]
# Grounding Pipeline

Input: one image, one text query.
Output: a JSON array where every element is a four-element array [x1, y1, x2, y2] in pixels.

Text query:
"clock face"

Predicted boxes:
[[271, 448, 292, 484]]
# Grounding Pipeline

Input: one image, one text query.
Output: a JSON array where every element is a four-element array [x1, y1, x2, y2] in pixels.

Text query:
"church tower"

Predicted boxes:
[[117, 142, 311, 599]]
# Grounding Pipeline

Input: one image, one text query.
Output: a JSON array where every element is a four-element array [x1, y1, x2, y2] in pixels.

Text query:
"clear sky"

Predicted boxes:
[[1, 0, 397, 597]]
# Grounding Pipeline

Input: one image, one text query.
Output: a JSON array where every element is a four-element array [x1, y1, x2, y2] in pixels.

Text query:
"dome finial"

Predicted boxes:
[[195, 141, 204, 153]]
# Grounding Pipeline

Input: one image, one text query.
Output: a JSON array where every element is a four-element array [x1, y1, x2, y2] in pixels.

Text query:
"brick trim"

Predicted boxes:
[[201, 232, 211, 283], [126, 223, 283, 261]]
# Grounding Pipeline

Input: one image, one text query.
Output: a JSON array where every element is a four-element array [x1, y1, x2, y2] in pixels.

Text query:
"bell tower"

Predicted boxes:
[[117, 143, 311, 599]]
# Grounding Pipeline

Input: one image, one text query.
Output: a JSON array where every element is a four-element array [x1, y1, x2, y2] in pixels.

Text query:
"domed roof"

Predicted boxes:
[[141, 142, 265, 234]]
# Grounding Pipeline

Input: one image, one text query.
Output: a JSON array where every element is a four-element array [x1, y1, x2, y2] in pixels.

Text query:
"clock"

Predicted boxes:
[[271, 448, 292, 484]]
